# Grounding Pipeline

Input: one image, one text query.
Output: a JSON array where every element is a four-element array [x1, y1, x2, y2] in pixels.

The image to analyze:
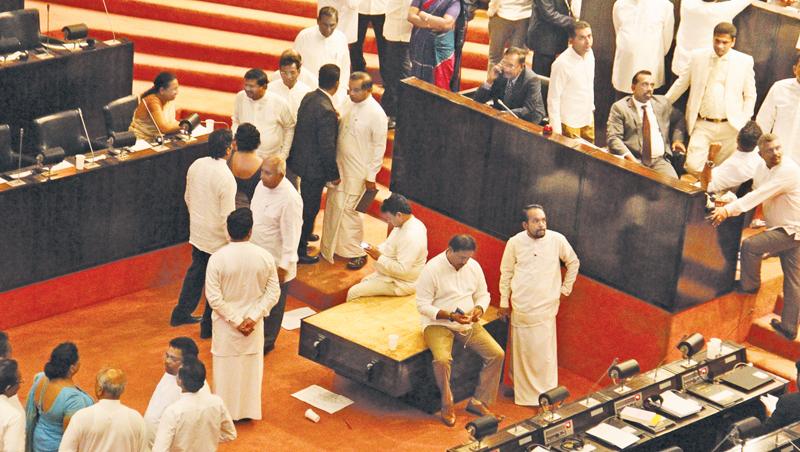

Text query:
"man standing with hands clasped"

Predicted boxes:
[[498, 205, 579, 407]]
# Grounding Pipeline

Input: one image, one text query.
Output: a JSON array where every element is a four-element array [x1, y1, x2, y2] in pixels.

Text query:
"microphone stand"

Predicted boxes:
[[141, 96, 167, 146], [580, 358, 618, 407], [77, 108, 98, 168], [496, 99, 520, 119]]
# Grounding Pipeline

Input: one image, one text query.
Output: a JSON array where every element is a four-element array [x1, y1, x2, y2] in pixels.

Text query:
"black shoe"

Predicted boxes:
[[170, 315, 202, 326], [200, 324, 212, 339], [299, 253, 320, 264], [733, 281, 758, 294], [263, 343, 275, 355], [308, 233, 320, 242], [347, 256, 367, 270], [770, 319, 797, 340]]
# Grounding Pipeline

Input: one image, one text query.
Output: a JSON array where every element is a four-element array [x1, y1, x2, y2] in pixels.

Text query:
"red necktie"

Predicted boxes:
[[641, 105, 652, 166]]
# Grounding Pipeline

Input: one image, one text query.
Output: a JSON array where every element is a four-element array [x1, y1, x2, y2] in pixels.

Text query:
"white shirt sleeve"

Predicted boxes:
[[278, 101, 296, 160], [366, 111, 388, 182], [245, 257, 281, 320], [665, 59, 692, 104], [726, 169, 792, 217], [218, 404, 237, 443], [471, 264, 491, 314], [231, 94, 241, 132], [547, 61, 567, 135], [205, 254, 244, 326], [498, 238, 517, 308], [756, 84, 778, 134], [662, 3, 675, 57], [278, 199, 303, 272], [559, 236, 580, 296], [415, 266, 440, 320], [151, 409, 177, 452], [57, 413, 83, 452], [3, 407, 25, 452], [374, 228, 426, 280]]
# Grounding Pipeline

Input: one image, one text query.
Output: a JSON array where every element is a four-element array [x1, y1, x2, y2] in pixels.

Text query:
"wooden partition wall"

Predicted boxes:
[[582, 0, 800, 145], [392, 78, 745, 312]]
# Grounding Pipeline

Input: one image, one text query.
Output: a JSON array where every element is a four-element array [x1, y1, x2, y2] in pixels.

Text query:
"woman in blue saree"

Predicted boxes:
[[25, 343, 93, 452], [408, 0, 472, 92]]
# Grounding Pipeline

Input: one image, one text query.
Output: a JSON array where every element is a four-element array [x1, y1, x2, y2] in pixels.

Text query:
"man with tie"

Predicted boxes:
[[665, 22, 757, 177], [607, 70, 687, 178], [527, 0, 576, 77], [474, 47, 545, 124]]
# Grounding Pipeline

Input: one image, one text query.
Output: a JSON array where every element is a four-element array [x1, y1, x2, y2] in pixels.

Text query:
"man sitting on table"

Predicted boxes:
[[346, 193, 428, 301], [416, 234, 505, 427], [701, 120, 763, 194], [711, 133, 800, 340], [473, 47, 545, 124], [607, 70, 686, 179]]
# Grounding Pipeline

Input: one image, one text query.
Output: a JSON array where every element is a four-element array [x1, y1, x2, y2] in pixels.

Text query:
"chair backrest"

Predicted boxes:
[[0, 8, 39, 51], [32, 109, 88, 156], [0, 124, 14, 172], [103, 95, 139, 135], [0, 0, 24, 13]]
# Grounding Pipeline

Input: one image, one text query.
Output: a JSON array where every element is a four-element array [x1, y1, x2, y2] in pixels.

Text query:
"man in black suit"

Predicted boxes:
[[474, 47, 545, 124], [754, 359, 800, 436], [527, 0, 576, 76], [287, 63, 342, 264]]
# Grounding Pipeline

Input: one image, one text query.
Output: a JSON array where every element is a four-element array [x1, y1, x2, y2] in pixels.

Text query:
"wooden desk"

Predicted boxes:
[[0, 135, 209, 292], [0, 39, 134, 150], [299, 294, 507, 413], [393, 78, 744, 312]]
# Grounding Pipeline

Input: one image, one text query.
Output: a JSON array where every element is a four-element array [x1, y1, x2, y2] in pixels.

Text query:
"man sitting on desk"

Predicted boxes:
[[416, 234, 505, 427], [701, 120, 763, 194], [607, 70, 686, 179], [473, 47, 545, 124]]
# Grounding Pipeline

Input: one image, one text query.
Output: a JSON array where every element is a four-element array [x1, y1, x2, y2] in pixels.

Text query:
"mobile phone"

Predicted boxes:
[[454, 308, 465, 315], [360, 242, 371, 250]]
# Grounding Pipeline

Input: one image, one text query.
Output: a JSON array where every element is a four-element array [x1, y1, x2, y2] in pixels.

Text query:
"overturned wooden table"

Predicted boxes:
[[298, 294, 508, 413]]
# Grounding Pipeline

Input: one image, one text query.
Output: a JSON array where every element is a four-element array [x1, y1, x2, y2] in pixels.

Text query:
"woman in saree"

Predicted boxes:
[[407, 0, 471, 92]]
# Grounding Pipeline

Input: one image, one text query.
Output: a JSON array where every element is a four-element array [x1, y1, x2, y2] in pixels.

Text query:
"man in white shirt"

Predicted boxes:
[[59, 368, 147, 452], [498, 205, 579, 407], [611, 0, 673, 94], [702, 120, 764, 194], [382, 0, 413, 126], [232, 69, 295, 160], [267, 50, 315, 119], [756, 54, 800, 163], [0, 333, 21, 414], [347, 193, 427, 300], [171, 130, 237, 339], [250, 156, 304, 354], [672, 0, 750, 76], [152, 359, 236, 452], [548, 21, 595, 142], [143, 337, 211, 447], [206, 208, 280, 421], [0, 359, 23, 452], [320, 72, 388, 270], [294, 7, 351, 108], [487, 0, 532, 72], [665, 22, 757, 177], [712, 133, 800, 340], [416, 234, 505, 427], [319, 0, 359, 45]]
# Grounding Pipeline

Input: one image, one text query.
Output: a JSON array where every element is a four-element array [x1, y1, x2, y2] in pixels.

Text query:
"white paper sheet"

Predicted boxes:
[[661, 390, 702, 418], [86, 154, 107, 163], [281, 307, 316, 330], [291, 385, 354, 414], [586, 423, 639, 449], [191, 124, 212, 138], [0, 177, 7, 184], [130, 140, 151, 152], [10, 170, 31, 179], [50, 161, 74, 172], [761, 394, 778, 414]]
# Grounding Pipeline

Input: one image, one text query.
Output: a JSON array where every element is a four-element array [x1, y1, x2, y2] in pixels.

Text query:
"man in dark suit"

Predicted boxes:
[[527, 0, 576, 76], [287, 63, 342, 264], [474, 47, 545, 124], [607, 70, 687, 179], [752, 359, 800, 436]]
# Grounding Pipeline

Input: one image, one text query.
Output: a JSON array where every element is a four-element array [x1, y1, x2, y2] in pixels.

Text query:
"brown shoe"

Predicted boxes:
[[466, 399, 505, 421], [440, 403, 456, 427]]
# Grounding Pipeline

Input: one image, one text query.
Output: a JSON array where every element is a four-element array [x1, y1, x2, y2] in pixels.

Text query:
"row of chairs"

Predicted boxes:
[[0, 94, 139, 172]]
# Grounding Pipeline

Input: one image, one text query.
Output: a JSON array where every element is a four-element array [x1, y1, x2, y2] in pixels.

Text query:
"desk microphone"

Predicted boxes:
[[496, 99, 519, 119], [17, 128, 24, 172], [141, 96, 166, 145], [76, 108, 97, 164], [100, 0, 117, 42]]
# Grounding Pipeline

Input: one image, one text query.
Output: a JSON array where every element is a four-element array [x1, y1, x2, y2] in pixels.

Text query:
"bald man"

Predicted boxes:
[[320, 72, 388, 270], [60, 368, 147, 452], [250, 156, 303, 353]]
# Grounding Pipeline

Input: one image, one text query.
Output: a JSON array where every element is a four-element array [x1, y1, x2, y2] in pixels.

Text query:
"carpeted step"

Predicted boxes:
[[746, 343, 798, 392], [747, 313, 800, 362]]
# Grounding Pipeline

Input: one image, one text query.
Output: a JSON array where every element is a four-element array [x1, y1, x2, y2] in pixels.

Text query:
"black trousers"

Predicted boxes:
[[299, 176, 326, 255], [350, 13, 388, 82], [263, 281, 290, 348], [532, 53, 556, 77], [171, 245, 211, 321], [381, 40, 411, 117]]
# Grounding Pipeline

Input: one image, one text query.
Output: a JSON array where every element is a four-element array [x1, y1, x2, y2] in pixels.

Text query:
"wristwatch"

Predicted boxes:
[[705, 160, 715, 168]]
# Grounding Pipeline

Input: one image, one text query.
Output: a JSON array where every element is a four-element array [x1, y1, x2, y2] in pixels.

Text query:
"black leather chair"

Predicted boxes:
[[0, 124, 15, 172], [102, 95, 138, 136], [0, 0, 24, 14], [32, 109, 89, 158], [0, 9, 40, 51]]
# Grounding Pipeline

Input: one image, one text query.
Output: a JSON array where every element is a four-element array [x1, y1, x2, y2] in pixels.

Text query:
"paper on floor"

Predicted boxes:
[[282, 307, 316, 330], [291, 385, 354, 414]]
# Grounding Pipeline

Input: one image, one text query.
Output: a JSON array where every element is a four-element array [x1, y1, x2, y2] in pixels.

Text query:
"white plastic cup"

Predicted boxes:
[[708, 338, 722, 358], [388, 334, 399, 351], [305, 408, 320, 423], [75, 154, 85, 170], [205, 119, 215, 130]]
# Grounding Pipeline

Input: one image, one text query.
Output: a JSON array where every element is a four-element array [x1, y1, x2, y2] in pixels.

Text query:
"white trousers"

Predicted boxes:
[[686, 120, 738, 176], [346, 273, 414, 301], [321, 186, 365, 262], [213, 353, 264, 420], [511, 317, 558, 406]]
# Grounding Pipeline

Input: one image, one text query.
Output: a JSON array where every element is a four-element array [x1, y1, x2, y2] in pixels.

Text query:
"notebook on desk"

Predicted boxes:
[[719, 366, 773, 392], [687, 382, 743, 408]]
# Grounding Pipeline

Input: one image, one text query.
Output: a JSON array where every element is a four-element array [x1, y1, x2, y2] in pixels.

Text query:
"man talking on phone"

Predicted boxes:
[[473, 47, 545, 124]]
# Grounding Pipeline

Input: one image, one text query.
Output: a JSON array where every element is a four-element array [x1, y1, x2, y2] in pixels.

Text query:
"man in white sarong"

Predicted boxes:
[[347, 193, 428, 300], [320, 72, 388, 270], [498, 204, 579, 406], [294, 6, 351, 108], [206, 208, 280, 421]]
